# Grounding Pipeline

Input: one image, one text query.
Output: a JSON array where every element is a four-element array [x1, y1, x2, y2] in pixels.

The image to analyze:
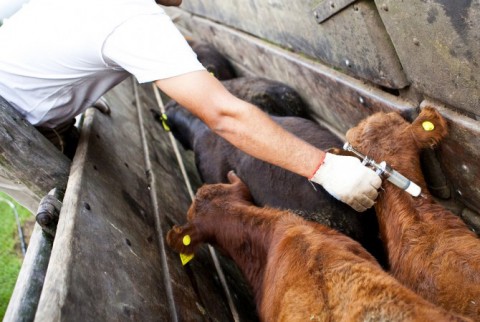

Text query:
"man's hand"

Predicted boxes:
[[310, 153, 382, 212]]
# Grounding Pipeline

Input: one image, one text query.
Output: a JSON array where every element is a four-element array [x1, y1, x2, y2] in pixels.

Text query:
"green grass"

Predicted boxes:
[[0, 192, 33, 319]]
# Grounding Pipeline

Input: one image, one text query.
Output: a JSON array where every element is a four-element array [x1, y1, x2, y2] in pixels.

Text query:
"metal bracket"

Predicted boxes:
[[313, 0, 358, 24], [35, 188, 64, 237]]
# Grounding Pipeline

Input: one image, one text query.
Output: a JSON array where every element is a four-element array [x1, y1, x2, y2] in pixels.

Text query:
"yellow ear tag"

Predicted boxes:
[[160, 113, 170, 132], [180, 235, 194, 265], [422, 121, 435, 131], [180, 253, 194, 265]]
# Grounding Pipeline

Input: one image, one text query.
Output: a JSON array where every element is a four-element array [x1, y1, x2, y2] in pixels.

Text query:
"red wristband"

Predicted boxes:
[[308, 154, 326, 180]]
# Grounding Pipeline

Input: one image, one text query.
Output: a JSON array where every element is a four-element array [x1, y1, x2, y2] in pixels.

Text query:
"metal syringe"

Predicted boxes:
[[343, 143, 421, 197]]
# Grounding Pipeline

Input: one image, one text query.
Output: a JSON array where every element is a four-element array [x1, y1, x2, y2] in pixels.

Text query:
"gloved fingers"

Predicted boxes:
[[357, 193, 375, 210], [349, 199, 367, 213], [364, 185, 379, 201], [310, 152, 382, 212], [369, 175, 382, 189]]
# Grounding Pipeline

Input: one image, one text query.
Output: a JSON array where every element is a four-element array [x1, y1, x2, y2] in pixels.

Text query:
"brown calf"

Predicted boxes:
[[167, 171, 469, 322], [345, 107, 480, 319]]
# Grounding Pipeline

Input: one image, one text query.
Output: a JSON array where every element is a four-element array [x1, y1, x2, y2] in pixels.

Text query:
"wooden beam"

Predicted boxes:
[[0, 97, 70, 198], [178, 0, 408, 89], [167, 8, 416, 136]]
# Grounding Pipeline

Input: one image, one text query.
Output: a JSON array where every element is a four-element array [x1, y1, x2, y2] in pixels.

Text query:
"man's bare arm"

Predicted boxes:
[[155, 70, 381, 211], [155, 70, 324, 178]]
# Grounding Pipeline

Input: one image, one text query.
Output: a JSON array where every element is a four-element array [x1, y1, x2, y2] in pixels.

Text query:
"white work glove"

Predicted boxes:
[[310, 153, 382, 212]]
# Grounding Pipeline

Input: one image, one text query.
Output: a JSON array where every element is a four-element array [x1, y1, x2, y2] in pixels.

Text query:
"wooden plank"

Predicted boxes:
[[461, 208, 480, 235], [375, 0, 480, 117], [34, 80, 174, 321], [0, 96, 70, 199], [177, 0, 408, 89], [167, 8, 416, 135]]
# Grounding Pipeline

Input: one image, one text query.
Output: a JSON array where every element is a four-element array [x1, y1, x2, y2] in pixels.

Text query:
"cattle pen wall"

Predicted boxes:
[[4, 1, 480, 321]]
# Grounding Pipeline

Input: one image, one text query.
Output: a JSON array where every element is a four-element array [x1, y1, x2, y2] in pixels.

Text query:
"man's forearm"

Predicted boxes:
[[155, 72, 325, 178], [155, 71, 380, 211], [211, 99, 325, 178]]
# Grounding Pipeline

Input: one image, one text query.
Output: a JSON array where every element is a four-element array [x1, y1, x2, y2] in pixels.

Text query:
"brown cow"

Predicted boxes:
[[167, 171, 470, 322], [345, 107, 480, 319]]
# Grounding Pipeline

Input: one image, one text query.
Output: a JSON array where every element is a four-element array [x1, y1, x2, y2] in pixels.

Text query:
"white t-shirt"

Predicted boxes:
[[0, 0, 204, 127]]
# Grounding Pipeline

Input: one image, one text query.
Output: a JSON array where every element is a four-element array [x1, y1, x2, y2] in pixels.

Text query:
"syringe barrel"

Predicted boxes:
[[343, 143, 421, 196], [385, 168, 421, 197], [386, 169, 410, 190]]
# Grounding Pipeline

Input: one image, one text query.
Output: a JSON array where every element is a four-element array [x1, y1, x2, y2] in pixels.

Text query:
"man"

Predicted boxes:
[[0, 0, 381, 213]]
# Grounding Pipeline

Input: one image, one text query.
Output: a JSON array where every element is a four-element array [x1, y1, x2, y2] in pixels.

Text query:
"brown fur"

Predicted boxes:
[[345, 107, 480, 319], [167, 171, 470, 322]]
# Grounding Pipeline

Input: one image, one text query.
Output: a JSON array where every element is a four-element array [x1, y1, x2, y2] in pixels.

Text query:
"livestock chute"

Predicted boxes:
[[4, 1, 480, 320]]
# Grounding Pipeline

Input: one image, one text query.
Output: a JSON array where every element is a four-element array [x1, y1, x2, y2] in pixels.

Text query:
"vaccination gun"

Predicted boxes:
[[343, 142, 421, 197]]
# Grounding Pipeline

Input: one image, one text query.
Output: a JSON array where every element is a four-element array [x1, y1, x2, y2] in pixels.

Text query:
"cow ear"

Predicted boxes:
[[410, 107, 448, 149], [227, 171, 253, 203], [166, 224, 199, 255]]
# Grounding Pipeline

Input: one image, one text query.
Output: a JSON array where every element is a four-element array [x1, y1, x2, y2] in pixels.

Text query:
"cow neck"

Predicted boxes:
[[205, 203, 277, 302], [374, 181, 435, 261]]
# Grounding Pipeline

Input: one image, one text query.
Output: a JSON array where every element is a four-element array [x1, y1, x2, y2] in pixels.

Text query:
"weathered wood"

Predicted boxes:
[[167, 8, 416, 136], [4, 224, 53, 322], [178, 0, 408, 89], [376, 0, 480, 117], [461, 208, 480, 235], [313, 0, 359, 23], [34, 81, 174, 321], [0, 96, 71, 198]]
